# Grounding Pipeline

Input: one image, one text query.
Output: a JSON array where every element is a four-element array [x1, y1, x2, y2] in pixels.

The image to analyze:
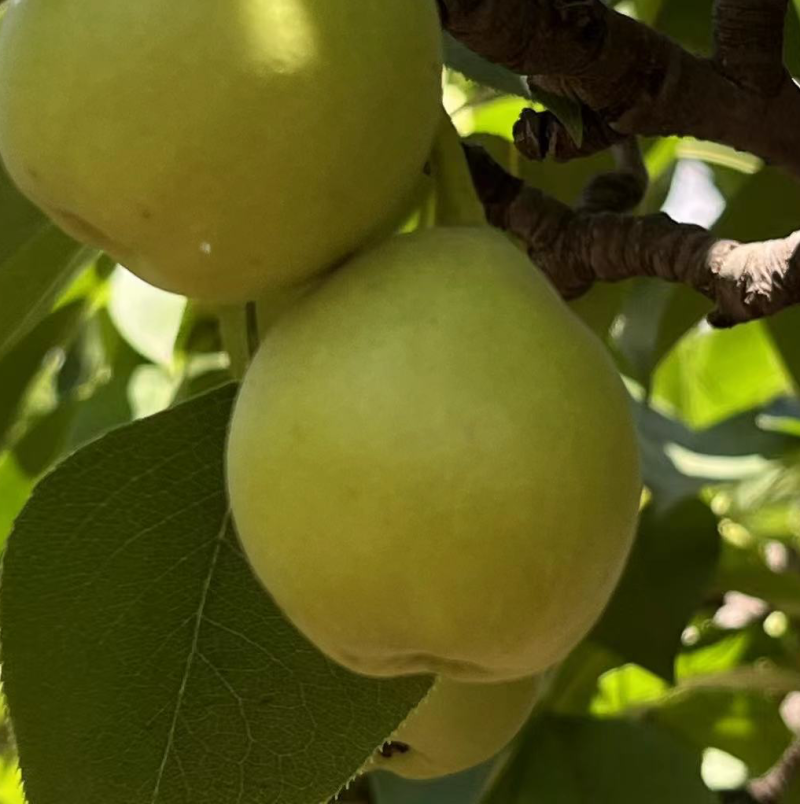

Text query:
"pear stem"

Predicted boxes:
[[216, 303, 256, 381], [431, 110, 489, 229]]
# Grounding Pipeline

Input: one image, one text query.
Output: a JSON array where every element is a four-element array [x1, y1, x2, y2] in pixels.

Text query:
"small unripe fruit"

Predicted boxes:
[[227, 227, 641, 682], [0, 0, 443, 301], [370, 675, 543, 780]]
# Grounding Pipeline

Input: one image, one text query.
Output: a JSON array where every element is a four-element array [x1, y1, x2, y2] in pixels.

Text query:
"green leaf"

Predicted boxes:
[[715, 542, 800, 617], [442, 33, 529, 99], [714, 167, 800, 242], [613, 280, 712, 389], [591, 499, 721, 680], [652, 321, 793, 430], [677, 632, 753, 681], [545, 642, 623, 716], [0, 756, 24, 804], [60, 312, 146, 455], [569, 282, 629, 342], [0, 300, 87, 449], [722, 452, 800, 541], [465, 132, 615, 207], [711, 167, 800, 387], [12, 397, 80, 477], [1, 385, 431, 804], [485, 715, 716, 804], [627, 0, 665, 25], [0, 164, 96, 359], [107, 268, 187, 366], [653, 0, 713, 54], [653, 688, 792, 774], [634, 402, 800, 505], [0, 452, 33, 549], [591, 664, 670, 716], [765, 306, 800, 391], [457, 97, 531, 141]]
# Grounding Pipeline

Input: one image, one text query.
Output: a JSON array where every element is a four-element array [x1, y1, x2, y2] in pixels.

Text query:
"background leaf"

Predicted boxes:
[[442, 33, 529, 99], [591, 499, 721, 680], [484, 715, 717, 804], [0, 164, 96, 359], [369, 763, 494, 804]]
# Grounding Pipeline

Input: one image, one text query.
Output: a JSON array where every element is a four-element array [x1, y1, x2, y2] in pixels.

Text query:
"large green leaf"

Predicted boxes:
[[652, 321, 793, 430], [1, 385, 431, 804]]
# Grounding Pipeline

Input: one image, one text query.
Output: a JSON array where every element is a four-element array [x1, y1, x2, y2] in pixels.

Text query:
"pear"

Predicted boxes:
[[227, 226, 641, 681], [370, 675, 542, 780], [0, 0, 442, 301]]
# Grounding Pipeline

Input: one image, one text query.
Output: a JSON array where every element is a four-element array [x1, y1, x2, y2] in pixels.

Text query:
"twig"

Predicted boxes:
[[576, 137, 648, 213], [747, 734, 800, 803], [465, 144, 800, 327], [721, 734, 800, 803]]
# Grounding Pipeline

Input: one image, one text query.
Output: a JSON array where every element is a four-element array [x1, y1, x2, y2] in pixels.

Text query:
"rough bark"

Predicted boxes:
[[440, 0, 800, 175], [466, 144, 800, 327]]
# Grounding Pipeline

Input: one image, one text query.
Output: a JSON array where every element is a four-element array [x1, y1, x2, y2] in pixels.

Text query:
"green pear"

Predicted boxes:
[[0, 0, 442, 301], [369, 675, 542, 780], [226, 226, 641, 681]]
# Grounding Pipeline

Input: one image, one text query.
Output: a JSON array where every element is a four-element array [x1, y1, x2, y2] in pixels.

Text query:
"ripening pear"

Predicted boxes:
[[0, 0, 442, 301], [226, 226, 641, 682], [369, 675, 543, 780]]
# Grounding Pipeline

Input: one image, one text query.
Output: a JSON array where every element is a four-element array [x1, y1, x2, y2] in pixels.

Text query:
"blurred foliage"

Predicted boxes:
[[2, 1, 800, 802]]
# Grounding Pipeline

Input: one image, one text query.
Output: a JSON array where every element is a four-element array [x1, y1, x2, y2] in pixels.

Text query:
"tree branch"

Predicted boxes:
[[440, 0, 800, 175], [465, 144, 800, 327], [577, 138, 648, 214], [747, 734, 800, 803], [712, 0, 789, 95], [721, 734, 800, 803]]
